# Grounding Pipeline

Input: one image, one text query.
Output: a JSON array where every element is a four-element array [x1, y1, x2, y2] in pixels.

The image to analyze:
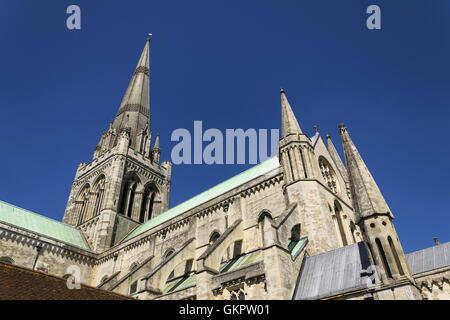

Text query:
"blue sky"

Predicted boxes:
[[0, 1, 449, 253]]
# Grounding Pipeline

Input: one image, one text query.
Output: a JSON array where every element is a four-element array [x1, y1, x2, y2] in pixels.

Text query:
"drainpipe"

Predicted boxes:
[[32, 244, 43, 270]]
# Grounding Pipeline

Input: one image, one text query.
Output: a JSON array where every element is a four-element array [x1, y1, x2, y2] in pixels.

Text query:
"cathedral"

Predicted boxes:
[[0, 39, 449, 300]]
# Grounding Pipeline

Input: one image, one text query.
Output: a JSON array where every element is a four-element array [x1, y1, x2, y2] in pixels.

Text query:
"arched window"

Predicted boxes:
[[375, 238, 393, 279], [0, 256, 14, 264], [139, 184, 157, 223], [209, 231, 220, 245], [75, 184, 90, 226], [91, 176, 105, 219], [334, 201, 348, 246], [164, 249, 175, 260], [119, 177, 138, 218], [258, 211, 273, 248], [319, 157, 339, 194], [388, 236, 405, 276]]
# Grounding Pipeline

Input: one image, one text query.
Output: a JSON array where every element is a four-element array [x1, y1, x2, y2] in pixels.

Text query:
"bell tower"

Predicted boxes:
[[63, 38, 172, 253]]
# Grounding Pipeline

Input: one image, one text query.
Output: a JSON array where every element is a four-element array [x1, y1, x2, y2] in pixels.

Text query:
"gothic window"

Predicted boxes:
[[139, 184, 157, 223], [0, 256, 14, 264], [164, 249, 175, 260], [119, 177, 139, 218], [209, 231, 220, 245], [258, 211, 273, 248], [388, 236, 405, 276], [375, 238, 393, 279], [76, 184, 90, 226], [334, 201, 348, 246], [319, 156, 339, 193], [91, 176, 105, 219]]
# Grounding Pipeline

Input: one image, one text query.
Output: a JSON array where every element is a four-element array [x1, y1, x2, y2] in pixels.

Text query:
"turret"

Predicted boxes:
[[278, 89, 315, 186], [339, 124, 412, 282]]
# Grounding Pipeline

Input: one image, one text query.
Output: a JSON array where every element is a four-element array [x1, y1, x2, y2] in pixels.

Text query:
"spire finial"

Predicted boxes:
[[313, 125, 319, 134], [338, 123, 347, 135], [153, 133, 160, 149], [147, 33, 153, 41]]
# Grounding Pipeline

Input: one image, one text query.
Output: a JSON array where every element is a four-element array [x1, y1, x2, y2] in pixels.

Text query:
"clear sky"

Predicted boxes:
[[0, 0, 449, 253]]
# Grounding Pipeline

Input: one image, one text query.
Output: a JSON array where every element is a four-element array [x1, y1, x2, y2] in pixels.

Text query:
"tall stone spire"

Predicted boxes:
[[112, 39, 151, 150], [278, 89, 315, 185], [339, 124, 392, 219], [280, 89, 302, 138], [339, 124, 416, 285]]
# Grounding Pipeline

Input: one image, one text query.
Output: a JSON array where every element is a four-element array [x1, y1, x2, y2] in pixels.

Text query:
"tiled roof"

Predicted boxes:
[[406, 242, 450, 275], [124, 156, 280, 241], [0, 200, 90, 250], [0, 262, 133, 300]]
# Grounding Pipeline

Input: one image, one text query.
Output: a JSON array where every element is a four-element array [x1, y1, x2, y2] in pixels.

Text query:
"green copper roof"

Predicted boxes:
[[124, 156, 280, 241], [289, 237, 308, 259], [0, 200, 90, 250], [220, 250, 263, 273], [163, 274, 196, 294]]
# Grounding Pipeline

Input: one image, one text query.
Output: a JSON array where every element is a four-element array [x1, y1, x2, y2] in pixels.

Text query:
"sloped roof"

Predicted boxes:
[[0, 200, 90, 250], [163, 273, 196, 294], [124, 156, 280, 241], [289, 237, 308, 259], [220, 250, 263, 273], [294, 242, 371, 300], [0, 262, 133, 300], [406, 242, 450, 275]]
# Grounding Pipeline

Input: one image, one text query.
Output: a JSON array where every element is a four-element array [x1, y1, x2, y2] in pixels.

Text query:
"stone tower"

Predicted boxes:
[[278, 90, 356, 257], [339, 124, 420, 299], [63, 39, 172, 253]]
